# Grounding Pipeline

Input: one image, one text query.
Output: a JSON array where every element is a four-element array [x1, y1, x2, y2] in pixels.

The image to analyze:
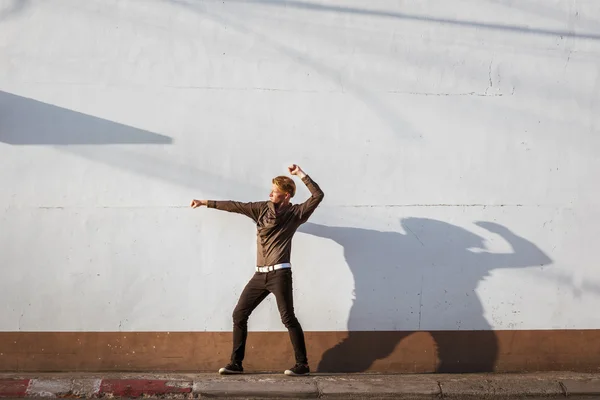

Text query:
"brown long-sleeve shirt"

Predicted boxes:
[[207, 175, 324, 267]]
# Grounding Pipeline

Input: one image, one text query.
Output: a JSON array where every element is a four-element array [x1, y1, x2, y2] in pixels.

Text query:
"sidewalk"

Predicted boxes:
[[1, 371, 599, 398]]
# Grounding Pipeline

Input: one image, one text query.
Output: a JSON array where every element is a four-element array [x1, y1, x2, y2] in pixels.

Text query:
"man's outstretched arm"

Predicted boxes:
[[190, 199, 264, 222], [289, 164, 325, 223]]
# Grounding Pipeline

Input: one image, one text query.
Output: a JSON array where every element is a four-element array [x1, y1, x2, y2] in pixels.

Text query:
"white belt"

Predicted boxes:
[[256, 263, 291, 273]]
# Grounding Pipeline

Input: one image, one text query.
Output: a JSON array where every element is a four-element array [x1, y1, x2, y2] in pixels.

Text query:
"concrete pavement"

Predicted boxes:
[[1, 371, 599, 398]]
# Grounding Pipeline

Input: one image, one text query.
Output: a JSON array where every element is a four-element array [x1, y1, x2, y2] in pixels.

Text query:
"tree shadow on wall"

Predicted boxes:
[[221, 0, 600, 41], [0, 0, 28, 23], [0, 90, 172, 145], [0, 90, 267, 199], [299, 219, 552, 372]]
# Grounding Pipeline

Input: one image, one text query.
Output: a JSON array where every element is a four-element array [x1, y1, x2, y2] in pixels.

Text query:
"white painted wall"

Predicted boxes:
[[1, 0, 599, 332]]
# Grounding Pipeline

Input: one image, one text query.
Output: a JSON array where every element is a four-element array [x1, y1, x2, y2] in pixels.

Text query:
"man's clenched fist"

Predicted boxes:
[[190, 199, 207, 208], [288, 164, 306, 178]]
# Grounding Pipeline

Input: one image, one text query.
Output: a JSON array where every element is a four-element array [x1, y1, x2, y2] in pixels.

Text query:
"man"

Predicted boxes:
[[190, 164, 324, 376]]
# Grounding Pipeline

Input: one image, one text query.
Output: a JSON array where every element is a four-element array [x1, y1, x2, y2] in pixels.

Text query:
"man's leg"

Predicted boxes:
[[231, 273, 269, 364], [268, 269, 308, 367]]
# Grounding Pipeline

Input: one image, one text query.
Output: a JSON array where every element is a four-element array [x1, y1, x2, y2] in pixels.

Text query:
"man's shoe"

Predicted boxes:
[[218, 362, 244, 374], [284, 363, 310, 376]]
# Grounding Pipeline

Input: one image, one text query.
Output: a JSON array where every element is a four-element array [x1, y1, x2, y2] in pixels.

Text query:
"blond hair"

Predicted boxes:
[[272, 176, 296, 198]]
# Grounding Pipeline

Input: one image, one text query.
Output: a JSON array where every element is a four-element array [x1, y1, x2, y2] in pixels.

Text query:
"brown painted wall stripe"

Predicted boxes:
[[0, 330, 598, 373]]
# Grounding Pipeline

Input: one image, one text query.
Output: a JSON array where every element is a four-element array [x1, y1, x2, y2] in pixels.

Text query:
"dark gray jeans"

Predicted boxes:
[[231, 268, 308, 365]]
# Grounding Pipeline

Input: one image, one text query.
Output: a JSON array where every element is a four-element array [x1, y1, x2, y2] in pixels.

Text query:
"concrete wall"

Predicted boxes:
[[1, 0, 599, 371]]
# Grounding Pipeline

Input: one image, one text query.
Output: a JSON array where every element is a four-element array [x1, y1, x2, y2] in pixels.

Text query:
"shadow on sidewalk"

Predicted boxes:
[[299, 218, 552, 372]]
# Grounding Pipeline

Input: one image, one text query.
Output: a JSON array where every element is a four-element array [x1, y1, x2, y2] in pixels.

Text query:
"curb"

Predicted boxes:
[[0, 378, 192, 398], [1, 375, 599, 398]]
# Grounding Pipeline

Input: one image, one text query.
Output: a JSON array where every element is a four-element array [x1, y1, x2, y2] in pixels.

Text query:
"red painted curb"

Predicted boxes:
[[99, 379, 192, 397], [0, 379, 30, 398]]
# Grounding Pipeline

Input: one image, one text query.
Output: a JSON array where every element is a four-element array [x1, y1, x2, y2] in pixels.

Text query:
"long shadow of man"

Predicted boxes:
[[299, 218, 552, 372]]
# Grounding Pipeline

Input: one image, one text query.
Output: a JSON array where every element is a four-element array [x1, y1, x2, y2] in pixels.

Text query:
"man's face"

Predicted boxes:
[[270, 184, 289, 205]]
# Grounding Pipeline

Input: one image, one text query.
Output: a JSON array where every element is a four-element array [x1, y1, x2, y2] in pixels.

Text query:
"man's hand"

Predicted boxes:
[[190, 199, 207, 208], [288, 164, 307, 179]]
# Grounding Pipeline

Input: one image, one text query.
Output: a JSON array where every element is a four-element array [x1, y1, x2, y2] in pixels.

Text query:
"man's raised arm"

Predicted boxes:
[[289, 164, 325, 223]]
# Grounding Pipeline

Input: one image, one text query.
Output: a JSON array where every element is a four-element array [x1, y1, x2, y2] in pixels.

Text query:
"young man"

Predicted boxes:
[[190, 164, 324, 376]]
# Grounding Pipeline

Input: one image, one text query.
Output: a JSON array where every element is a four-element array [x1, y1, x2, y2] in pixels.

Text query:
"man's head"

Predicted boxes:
[[270, 176, 296, 205]]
